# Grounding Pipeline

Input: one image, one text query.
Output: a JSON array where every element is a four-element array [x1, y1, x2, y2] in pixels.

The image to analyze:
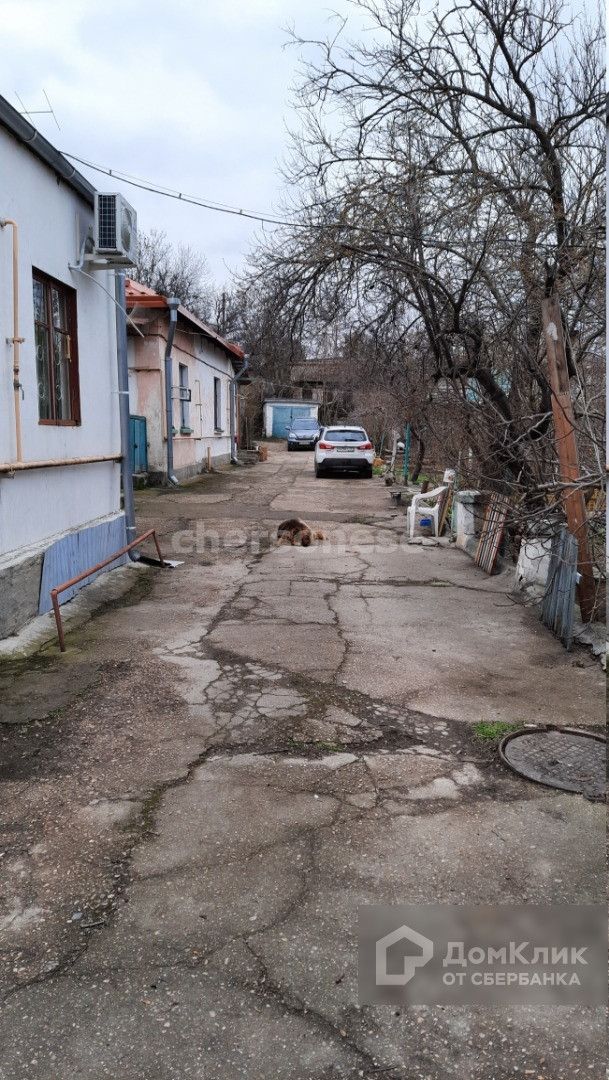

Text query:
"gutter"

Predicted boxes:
[[229, 356, 250, 464], [0, 95, 94, 206], [163, 299, 180, 485], [0, 454, 120, 474], [0, 218, 24, 463], [115, 272, 138, 554]]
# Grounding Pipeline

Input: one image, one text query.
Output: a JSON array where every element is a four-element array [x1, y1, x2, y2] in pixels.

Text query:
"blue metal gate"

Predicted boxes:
[[129, 415, 148, 474], [271, 405, 312, 438]]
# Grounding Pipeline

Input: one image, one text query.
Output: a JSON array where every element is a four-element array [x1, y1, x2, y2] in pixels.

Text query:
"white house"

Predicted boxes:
[[125, 279, 247, 482], [0, 96, 126, 637]]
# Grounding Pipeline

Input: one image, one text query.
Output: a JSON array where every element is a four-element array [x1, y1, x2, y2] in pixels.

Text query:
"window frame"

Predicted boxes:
[[179, 363, 190, 431], [32, 269, 81, 426], [213, 376, 222, 431]]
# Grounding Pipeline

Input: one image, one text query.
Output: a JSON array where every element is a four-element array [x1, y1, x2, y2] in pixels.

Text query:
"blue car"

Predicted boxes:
[[286, 418, 322, 450]]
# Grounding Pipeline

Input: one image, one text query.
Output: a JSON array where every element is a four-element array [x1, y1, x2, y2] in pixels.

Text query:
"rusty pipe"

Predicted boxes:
[[50, 527, 166, 652], [0, 219, 24, 462], [0, 453, 121, 474]]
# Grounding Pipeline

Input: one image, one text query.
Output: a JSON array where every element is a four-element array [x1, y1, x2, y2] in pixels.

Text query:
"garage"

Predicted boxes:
[[263, 399, 320, 439]]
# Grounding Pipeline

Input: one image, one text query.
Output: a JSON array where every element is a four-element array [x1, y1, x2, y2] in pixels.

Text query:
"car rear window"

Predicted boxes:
[[325, 429, 367, 443]]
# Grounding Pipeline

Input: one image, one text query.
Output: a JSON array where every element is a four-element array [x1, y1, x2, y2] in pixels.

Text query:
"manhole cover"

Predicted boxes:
[[499, 727, 606, 800]]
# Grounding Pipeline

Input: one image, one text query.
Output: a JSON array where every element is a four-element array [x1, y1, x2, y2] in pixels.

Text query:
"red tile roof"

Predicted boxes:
[[125, 278, 244, 362]]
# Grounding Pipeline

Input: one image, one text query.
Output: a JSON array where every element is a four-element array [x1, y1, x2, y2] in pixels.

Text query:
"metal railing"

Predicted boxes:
[[50, 528, 165, 652]]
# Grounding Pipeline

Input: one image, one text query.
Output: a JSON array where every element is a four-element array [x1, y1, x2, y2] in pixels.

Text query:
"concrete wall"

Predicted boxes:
[[0, 125, 124, 634], [515, 537, 552, 592], [454, 490, 484, 557], [129, 320, 234, 480]]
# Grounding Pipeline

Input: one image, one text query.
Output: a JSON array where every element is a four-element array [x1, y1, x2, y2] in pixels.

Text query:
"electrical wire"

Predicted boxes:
[[63, 152, 302, 229], [62, 151, 605, 254], [71, 266, 145, 337]]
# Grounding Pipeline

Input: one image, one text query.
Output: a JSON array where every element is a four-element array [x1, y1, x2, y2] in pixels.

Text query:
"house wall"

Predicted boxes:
[[127, 334, 165, 473], [128, 322, 234, 481], [0, 126, 124, 636]]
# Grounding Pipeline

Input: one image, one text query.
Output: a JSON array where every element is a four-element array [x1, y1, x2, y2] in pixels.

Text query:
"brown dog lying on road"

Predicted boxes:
[[276, 518, 326, 547]]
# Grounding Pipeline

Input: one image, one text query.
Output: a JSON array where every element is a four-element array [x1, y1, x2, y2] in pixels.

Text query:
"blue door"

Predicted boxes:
[[129, 415, 148, 474], [272, 405, 312, 438]]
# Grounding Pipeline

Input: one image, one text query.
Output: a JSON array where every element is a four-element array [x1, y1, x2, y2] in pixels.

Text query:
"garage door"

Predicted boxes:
[[271, 405, 313, 438]]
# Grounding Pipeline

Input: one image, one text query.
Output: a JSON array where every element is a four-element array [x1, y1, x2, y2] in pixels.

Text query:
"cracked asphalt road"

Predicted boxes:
[[0, 444, 604, 1079]]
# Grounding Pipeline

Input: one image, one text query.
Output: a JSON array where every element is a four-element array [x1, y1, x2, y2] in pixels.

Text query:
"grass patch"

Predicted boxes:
[[473, 721, 522, 741]]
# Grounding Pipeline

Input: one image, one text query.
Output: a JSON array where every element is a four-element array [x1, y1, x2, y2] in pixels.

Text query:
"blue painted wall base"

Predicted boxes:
[[38, 514, 128, 615]]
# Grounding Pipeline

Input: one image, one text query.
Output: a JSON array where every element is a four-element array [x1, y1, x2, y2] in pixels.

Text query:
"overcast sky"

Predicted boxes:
[[0, 0, 357, 287]]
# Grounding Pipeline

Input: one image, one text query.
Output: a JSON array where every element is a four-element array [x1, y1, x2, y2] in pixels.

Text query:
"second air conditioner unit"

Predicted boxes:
[[90, 192, 138, 267]]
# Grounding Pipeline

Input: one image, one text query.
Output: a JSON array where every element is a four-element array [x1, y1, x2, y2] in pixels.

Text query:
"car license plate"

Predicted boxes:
[[339, 447, 355, 453]]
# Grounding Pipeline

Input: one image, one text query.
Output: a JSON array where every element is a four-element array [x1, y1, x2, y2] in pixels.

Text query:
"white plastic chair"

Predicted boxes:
[[407, 486, 448, 539]]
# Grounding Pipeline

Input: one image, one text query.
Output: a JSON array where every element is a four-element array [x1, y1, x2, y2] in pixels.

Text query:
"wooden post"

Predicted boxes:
[[541, 295, 596, 622], [389, 430, 399, 473]]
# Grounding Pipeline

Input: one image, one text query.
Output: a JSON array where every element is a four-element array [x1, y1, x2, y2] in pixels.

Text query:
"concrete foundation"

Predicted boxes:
[[0, 513, 128, 639], [0, 551, 43, 638]]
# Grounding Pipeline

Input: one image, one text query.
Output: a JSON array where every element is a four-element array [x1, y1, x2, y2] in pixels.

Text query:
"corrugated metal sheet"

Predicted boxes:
[[38, 514, 128, 614], [541, 528, 578, 650]]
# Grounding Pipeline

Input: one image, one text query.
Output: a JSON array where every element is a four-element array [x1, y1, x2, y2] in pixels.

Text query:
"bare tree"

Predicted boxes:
[[133, 228, 214, 320], [245, 0, 604, 541], [222, 281, 307, 393]]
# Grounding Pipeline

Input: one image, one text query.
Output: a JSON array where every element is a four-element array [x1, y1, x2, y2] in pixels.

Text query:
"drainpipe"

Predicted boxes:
[[114, 271, 137, 554], [229, 355, 249, 464], [1, 219, 25, 462], [164, 298, 180, 485]]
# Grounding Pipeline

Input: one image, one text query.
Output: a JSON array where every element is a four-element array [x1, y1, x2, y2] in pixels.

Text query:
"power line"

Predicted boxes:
[[61, 151, 605, 254], [62, 152, 301, 229]]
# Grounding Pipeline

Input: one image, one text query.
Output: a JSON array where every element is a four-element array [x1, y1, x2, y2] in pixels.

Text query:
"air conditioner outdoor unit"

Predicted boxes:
[[92, 192, 137, 266]]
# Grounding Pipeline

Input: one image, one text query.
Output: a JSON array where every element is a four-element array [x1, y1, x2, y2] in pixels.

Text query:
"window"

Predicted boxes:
[[213, 377, 222, 431], [32, 271, 80, 424], [179, 364, 190, 431], [324, 428, 367, 442]]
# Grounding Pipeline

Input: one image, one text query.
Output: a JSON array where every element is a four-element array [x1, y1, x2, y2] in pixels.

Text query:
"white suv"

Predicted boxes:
[[314, 426, 375, 478]]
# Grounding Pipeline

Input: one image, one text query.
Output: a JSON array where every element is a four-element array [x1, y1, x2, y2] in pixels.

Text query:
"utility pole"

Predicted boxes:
[[541, 295, 596, 622]]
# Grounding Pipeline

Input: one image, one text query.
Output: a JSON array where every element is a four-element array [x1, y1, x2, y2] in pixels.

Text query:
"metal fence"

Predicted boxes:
[[540, 528, 578, 650]]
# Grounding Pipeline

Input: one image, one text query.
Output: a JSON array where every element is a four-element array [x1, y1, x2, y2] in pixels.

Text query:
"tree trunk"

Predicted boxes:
[[411, 433, 425, 483]]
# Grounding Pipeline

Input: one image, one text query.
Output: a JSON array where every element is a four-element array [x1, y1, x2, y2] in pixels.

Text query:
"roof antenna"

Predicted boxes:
[[14, 88, 61, 130]]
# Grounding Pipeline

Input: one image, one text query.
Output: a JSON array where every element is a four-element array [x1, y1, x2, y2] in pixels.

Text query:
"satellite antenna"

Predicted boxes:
[[14, 89, 61, 130]]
